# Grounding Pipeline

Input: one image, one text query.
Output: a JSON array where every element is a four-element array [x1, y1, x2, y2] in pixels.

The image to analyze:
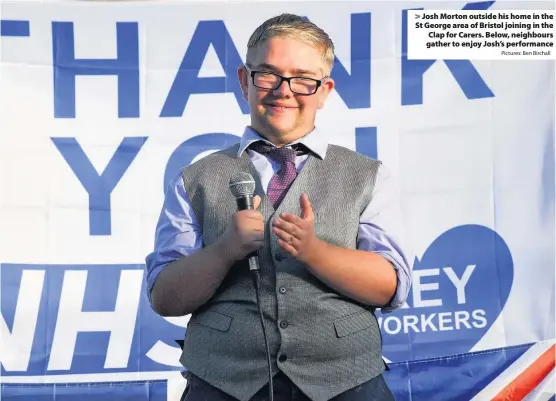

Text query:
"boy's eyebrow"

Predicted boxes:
[[253, 63, 319, 77]]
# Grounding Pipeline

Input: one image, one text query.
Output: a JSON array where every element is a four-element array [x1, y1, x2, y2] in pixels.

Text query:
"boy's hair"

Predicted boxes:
[[247, 13, 335, 74]]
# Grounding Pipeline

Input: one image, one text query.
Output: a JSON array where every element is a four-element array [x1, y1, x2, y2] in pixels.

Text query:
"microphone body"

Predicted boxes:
[[229, 172, 260, 272], [235, 195, 260, 272], [235, 195, 254, 212]]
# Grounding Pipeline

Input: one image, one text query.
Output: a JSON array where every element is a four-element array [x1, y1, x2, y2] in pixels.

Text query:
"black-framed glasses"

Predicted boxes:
[[246, 68, 327, 95]]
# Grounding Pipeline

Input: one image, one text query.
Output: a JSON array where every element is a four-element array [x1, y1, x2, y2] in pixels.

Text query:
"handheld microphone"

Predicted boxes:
[[229, 172, 260, 272], [228, 171, 273, 401]]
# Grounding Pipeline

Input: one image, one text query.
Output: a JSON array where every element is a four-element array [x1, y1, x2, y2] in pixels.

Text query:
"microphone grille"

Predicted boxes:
[[229, 172, 256, 198]]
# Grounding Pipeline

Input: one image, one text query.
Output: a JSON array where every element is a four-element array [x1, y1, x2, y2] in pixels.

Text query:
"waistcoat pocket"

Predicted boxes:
[[333, 311, 376, 338], [196, 310, 233, 332]]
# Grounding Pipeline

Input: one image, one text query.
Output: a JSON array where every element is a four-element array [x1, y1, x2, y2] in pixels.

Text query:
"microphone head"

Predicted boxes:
[[229, 172, 256, 198]]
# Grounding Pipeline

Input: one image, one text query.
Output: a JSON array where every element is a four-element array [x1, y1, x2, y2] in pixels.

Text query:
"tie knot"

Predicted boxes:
[[249, 141, 307, 164]]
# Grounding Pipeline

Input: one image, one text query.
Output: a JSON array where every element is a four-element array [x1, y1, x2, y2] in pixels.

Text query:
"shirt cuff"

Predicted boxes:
[[374, 251, 412, 314]]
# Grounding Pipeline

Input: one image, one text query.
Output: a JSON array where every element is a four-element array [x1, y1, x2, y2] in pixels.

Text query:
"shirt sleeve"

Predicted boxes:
[[357, 163, 413, 313], [144, 171, 203, 305]]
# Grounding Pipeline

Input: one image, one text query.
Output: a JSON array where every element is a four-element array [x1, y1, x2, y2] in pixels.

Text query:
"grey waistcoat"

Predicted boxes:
[[179, 143, 384, 401]]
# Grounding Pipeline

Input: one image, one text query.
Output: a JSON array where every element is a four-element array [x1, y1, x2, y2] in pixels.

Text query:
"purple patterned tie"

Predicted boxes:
[[249, 141, 308, 208]]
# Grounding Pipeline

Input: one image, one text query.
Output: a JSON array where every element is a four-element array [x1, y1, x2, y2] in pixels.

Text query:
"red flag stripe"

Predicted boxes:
[[492, 344, 555, 401]]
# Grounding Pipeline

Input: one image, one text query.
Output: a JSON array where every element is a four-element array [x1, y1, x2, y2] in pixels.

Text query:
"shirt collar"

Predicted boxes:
[[237, 126, 328, 159]]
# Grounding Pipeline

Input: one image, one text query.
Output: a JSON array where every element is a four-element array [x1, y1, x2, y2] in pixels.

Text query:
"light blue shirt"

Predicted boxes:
[[145, 127, 412, 313]]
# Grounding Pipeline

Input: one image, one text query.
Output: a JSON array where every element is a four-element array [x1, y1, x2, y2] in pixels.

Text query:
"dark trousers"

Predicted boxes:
[[181, 371, 395, 401]]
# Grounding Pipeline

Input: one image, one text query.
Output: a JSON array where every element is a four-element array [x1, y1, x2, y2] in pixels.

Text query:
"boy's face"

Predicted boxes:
[[238, 36, 334, 142]]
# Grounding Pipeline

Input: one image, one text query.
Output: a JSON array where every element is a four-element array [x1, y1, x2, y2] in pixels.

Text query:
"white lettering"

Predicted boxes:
[[48, 270, 143, 370], [454, 311, 472, 329], [146, 315, 190, 367], [403, 315, 421, 333], [472, 309, 487, 328], [413, 269, 442, 307], [384, 316, 402, 335], [378, 310, 488, 335], [421, 313, 438, 331], [0, 270, 45, 371], [444, 265, 476, 304], [438, 312, 454, 331]]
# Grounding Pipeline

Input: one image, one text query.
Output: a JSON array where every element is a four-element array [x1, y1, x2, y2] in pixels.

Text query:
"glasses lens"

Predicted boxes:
[[290, 78, 318, 94], [253, 72, 280, 89]]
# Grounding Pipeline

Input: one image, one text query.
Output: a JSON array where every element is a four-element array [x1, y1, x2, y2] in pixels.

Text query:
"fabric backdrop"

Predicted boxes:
[[0, 0, 554, 399]]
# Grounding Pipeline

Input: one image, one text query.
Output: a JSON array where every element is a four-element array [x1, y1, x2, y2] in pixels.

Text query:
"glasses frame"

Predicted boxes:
[[245, 66, 328, 96]]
